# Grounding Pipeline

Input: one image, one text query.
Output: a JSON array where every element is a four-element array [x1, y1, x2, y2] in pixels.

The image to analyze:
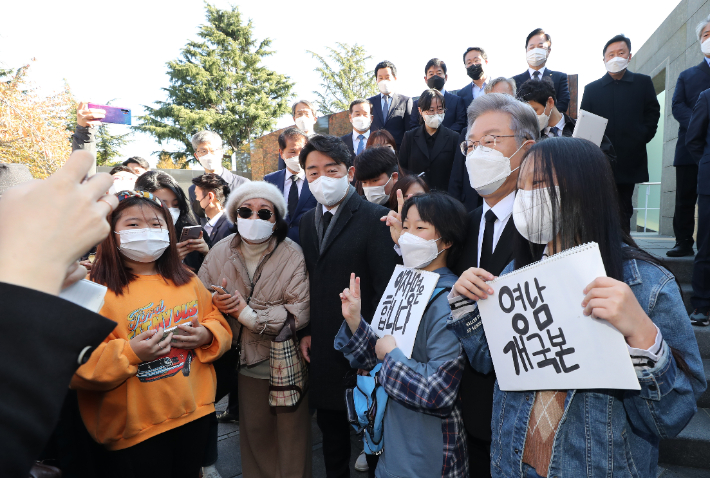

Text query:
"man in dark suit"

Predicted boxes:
[[189, 130, 250, 225], [518, 77, 617, 166], [457, 47, 491, 111], [669, 20, 710, 256], [512, 28, 570, 114], [278, 100, 320, 170], [580, 34, 661, 235], [264, 127, 316, 244], [399, 89, 459, 191], [191, 174, 234, 247], [449, 93, 538, 477], [409, 58, 467, 133], [339, 99, 374, 161], [298, 135, 399, 477], [683, 88, 710, 325], [368, 60, 413, 148]]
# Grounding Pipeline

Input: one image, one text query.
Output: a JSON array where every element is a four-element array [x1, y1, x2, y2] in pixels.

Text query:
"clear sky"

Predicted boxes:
[[1, 0, 683, 167]]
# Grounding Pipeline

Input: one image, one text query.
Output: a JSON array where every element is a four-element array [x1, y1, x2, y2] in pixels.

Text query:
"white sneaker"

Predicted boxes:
[[202, 465, 222, 478], [354, 451, 369, 472]]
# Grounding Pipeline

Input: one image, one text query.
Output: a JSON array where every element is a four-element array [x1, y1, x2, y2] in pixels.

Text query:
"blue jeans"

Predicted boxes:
[[523, 464, 545, 478]]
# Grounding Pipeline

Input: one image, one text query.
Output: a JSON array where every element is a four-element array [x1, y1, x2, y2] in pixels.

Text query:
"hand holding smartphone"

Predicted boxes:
[[87, 103, 131, 125], [179, 225, 202, 243]]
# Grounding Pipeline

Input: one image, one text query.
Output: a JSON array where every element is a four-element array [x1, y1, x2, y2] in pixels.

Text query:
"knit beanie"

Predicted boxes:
[[225, 181, 288, 223]]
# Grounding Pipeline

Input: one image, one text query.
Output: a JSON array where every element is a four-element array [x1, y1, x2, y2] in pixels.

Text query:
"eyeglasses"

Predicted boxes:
[[237, 207, 274, 221], [460, 135, 516, 155], [423, 108, 446, 115], [196, 148, 222, 156]]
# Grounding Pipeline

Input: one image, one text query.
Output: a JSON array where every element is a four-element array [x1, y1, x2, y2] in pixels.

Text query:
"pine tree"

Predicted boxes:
[[136, 3, 294, 174], [308, 43, 378, 115]]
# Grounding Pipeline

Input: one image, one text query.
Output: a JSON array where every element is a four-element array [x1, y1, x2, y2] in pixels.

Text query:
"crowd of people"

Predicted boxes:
[[3, 23, 710, 478]]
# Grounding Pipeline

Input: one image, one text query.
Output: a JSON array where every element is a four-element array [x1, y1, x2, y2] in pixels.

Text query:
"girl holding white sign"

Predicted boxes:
[[335, 192, 469, 478], [448, 137, 706, 478]]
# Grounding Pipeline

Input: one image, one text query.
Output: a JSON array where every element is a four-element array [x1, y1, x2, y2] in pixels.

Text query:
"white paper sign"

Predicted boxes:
[[59, 279, 107, 313], [477, 243, 640, 391], [372, 265, 440, 358]]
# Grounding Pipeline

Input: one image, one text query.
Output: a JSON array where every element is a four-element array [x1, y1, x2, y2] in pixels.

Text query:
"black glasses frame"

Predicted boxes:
[[237, 207, 274, 221]]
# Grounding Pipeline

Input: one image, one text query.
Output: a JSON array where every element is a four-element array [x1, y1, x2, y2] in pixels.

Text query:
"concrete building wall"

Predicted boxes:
[[628, 0, 710, 235]]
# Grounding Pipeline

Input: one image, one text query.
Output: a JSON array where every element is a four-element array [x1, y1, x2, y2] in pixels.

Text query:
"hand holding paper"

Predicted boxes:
[[453, 267, 496, 301], [340, 273, 362, 334]]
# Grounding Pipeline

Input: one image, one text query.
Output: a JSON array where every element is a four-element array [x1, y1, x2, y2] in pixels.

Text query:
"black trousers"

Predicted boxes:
[[673, 165, 699, 244], [616, 183, 636, 235], [316, 409, 352, 478], [202, 412, 218, 467], [468, 434, 492, 478], [692, 194, 710, 311], [104, 415, 210, 478]]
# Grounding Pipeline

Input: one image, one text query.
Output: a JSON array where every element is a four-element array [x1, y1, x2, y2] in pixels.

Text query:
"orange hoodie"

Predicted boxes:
[[71, 274, 232, 451]]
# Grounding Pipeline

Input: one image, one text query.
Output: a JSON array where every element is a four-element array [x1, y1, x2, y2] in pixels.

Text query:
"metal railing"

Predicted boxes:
[[633, 182, 661, 233]]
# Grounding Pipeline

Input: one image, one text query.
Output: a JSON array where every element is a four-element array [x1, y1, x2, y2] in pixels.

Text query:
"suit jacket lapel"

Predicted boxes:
[[320, 194, 359, 258], [699, 60, 710, 78], [491, 217, 517, 274], [294, 179, 314, 217], [386, 94, 398, 122], [470, 207, 483, 267], [414, 126, 429, 159], [429, 128, 448, 162], [372, 95, 385, 126]]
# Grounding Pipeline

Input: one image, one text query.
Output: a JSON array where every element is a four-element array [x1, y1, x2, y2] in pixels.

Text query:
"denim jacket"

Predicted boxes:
[[448, 257, 706, 478]]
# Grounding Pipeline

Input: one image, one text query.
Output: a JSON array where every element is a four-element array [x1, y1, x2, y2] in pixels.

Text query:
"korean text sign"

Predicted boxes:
[[477, 243, 640, 391], [373, 265, 439, 358]]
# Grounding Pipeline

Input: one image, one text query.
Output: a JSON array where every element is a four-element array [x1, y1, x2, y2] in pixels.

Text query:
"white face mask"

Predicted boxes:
[[465, 141, 526, 196], [109, 180, 136, 195], [362, 176, 392, 205], [237, 217, 274, 243], [702, 38, 710, 55], [513, 186, 561, 244], [115, 228, 170, 263], [168, 207, 181, 225], [537, 103, 551, 130], [423, 113, 445, 129], [352, 116, 371, 132], [283, 155, 302, 174], [378, 80, 394, 95], [295, 116, 315, 132], [309, 174, 350, 207], [399, 233, 442, 269], [605, 56, 629, 74], [526, 48, 548, 67], [198, 152, 222, 171]]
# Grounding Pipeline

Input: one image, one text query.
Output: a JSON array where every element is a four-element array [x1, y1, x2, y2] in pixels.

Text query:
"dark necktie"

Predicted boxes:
[[549, 126, 560, 137], [322, 211, 333, 240], [382, 96, 390, 124], [533, 71, 540, 80], [356, 134, 365, 155], [288, 175, 299, 218], [479, 209, 498, 271]]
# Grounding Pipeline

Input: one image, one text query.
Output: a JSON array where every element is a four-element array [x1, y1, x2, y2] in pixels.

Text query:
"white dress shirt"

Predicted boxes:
[[477, 190, 516, 267], [472, 80, 488, 100], [528, 66, 547, 79], [204, 211, 224, 237], [324, 203, 341, 216], [351, 129, 371, 154], [283, 168, 305, 199], [544, 115, 566, 138]]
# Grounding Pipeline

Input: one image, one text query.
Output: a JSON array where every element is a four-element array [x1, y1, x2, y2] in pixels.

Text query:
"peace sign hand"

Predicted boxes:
[[340, 273, 362, 334]]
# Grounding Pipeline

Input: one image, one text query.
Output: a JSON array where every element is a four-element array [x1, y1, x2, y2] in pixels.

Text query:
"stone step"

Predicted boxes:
[[694, 326, 710, 360], [658, 463, 710, 477], [682, 283, 694, 314], [659, 408, 710, 470], [698, 359, 710, 409], [662, 255, 695, 286]]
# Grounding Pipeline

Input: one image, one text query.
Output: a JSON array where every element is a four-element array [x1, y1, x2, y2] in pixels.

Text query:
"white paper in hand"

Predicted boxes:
[[372, 265, 440, 358], [572, 109, 609, 147], [59, 279, 107, 313], [476, 243, 639, 391]]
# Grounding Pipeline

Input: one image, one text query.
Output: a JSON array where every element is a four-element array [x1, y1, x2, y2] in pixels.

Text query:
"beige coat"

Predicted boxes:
[[198, 234, 310, 366]]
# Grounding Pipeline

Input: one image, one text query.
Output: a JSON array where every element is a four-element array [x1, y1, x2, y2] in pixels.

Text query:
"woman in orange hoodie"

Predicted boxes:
[[72, 191, 232, 478]]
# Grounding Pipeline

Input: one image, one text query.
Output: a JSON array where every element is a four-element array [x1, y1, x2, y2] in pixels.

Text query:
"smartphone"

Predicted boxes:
[[87, 103, 132, 125], [161, 323, 192, 341], [210, 284, 229, 295], [179, 225, 202, 243]]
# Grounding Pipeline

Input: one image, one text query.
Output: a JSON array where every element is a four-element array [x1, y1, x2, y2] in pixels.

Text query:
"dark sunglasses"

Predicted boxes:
[[237, 207, 274, 221]]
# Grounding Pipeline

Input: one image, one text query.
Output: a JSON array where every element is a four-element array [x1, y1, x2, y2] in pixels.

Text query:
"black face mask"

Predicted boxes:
[[466, 64, 484, 81], [191, 198, 206, 219], [426, 75, 446, 91]]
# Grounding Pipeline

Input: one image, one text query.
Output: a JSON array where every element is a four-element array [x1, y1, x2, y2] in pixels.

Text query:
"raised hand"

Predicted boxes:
[[340, 273, 362, 334], [453, 267, 496, 301], [380, 188, 405, 245]]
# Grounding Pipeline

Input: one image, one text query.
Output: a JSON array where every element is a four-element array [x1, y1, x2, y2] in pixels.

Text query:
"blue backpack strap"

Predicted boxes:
[[423, 287, 452, 315]]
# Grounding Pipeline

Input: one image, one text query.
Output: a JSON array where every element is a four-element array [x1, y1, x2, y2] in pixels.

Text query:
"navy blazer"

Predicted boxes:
[[448, 128, 482, 212], [340, 132, 363, 161], [673, 60, 710, 166], [512, 69, 570, 113], [685, 89, 710, 195], [204, 213, 233, 248], [409, 90, 467, 133], [456, 82, 476, 111], [263, 169, 317, 244], [368, 93, 413, 147]]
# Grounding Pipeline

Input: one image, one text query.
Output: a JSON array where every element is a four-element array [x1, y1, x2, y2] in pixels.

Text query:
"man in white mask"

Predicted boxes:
[[367, 60, 413, 150], [511, 28, 570, 114], [448, 93, 539, 477], [354, 146, 399, 205], [264, 127, 317, 245], [292, 100, 318, 136], [580, 34, 660, 235], [340, 99, 373, 161], [189, 130, 250, 225], [297, 134, 400, 478]]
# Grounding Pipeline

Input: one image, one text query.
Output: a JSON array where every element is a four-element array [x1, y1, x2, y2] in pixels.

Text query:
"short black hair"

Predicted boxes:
[[354, 147, 399, 181], [374, 60, 397, 79], [278, 127, 308, 150], [517, 77, 556, 105], [463, 47, 487, 64], [122, 157, 149, 170], [299, 134, 353, 169], [417, 89, 446, 123], [401, 191, 468, 269], [526, 28, 551, 49], [425, 58, 447, 75], [109, 165, 134, 175], [349, 99, 372, 114], [191, 173, 231, 205], [603, 34, 631, 56]]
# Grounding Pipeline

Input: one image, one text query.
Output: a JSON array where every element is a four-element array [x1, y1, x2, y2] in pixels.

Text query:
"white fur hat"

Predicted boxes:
[[226, 181, 288, 223]]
